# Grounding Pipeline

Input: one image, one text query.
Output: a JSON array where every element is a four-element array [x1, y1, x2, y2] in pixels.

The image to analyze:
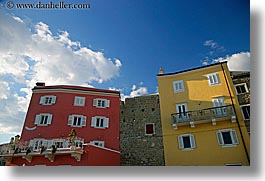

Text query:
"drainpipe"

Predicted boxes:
[[220, 62, 250, 165]]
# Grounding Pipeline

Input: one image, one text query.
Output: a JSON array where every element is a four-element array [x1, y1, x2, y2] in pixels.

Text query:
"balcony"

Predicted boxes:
[[171, 105, 236, 129]]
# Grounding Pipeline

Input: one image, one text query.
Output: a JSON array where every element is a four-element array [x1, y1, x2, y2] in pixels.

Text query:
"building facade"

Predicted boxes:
[[1, 83, 120, 166], [120, 94, 165, 166], [157, 62, 250, 166], [231, 72, 250, 134]]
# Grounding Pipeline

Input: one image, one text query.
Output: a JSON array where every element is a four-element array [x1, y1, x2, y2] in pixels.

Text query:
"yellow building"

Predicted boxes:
[[157, 62, 250, 166]]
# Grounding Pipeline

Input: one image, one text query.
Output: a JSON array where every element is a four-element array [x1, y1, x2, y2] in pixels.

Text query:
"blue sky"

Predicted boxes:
[[0, 0, 250, 144]]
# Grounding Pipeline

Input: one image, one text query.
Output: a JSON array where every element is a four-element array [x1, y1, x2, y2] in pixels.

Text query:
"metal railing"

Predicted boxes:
[[171, 105, 235, 126]]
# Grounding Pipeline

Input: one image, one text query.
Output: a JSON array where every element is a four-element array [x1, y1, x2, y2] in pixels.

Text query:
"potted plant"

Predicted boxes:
[[68, 129, 77, 151]]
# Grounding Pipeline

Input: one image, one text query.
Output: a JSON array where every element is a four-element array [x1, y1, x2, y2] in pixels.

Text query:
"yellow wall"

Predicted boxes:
[[157, 63, 250, 166]]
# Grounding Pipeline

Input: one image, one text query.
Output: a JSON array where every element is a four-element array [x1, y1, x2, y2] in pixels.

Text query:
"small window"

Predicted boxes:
[[93, 98, 110, 108], [178, 134, 196, 150], [145, 123, 155, 135], [241, 105, 250, 120], [74, 96, 85, 106], [173, 80, 184, 93], [216, 129, 239, 147], [90, 141, 104, 147], [39, 96, 56, 105], [35, 114, 53, 126], [234, 83, 248, 95], [207, 72, 220, 86], [68, 115, 87, 127], [91, 116, 109, 128]]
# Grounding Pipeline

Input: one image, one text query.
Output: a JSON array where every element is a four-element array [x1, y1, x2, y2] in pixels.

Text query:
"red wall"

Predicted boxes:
[[21, 89, 120, 151], [10, 145, 120, 166]]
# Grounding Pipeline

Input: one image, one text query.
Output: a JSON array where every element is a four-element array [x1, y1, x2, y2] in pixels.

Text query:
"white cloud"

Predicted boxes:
[[109, 84, 149, 102], [0, 12, 122, 139], [212, 52, 250, 71], [204, 40, 218, 48]]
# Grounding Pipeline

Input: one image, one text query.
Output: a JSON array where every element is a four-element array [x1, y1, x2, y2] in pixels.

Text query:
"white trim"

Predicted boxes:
[[240, 104, 250, 120], [178, 134, 196, 150], [25, 126, 37, 131], [173, 80, 184, 93], [145, 123, 155, 135], [207, 72, 221, 86], [216, 129, 239, 147], [234, 83, 249, 95], [74, 96, 86, 106], [33, 89, 119, 97], [86, 143, 120, 154], [68, 114, 87, 127]]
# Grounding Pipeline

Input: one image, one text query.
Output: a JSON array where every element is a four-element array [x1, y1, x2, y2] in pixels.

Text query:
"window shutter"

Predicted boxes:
[[29, 139, 34, 147], [39, 96, 44, 104], [231, 130, 239, 145], [51, 96, 56, 104], [34, 114, 41, 125], [68, 115, 73, 126], [91, 117, 96, 127], [215, 73, 220, 84], [216, 131, 224, 145], [82, 116, 87, 126], [47, 114, 53, 125], [178, 136, 184, 149], [190, 135, 196, 149], [47, 140, 53, 149], [42, 140, 48, 147], [106, 100, 110, 108], [93, 99, 98, 107], [104, 118, 109, 128]]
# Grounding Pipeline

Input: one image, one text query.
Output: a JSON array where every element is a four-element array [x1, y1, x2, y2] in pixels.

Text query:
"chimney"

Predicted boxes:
[[159, 67, 164, 75], [36, 82, 45, 86]]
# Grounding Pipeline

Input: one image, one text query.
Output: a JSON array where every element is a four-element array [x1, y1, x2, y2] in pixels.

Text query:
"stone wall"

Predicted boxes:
[[120, 94, 165, 166], [231, 72, 250, 133]]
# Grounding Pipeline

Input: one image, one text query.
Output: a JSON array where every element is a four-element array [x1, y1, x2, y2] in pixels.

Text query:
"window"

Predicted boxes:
[[207, 72, 220, 86], [178, 134, 196, 150], [39, 96, 56, 105], [212, 97, 227, 117], [74, 96, 85, 106], [173, 80, 184, 93], [241, 105, 250, 120], [34, 114, 53, 126], [234, 83, 248, 95], [93, 98, 110, 108], [145, 123, 155, 135], [216, 129, 239, 147], [176, 103, 188, 122], [53, 139, 66, 149], [90, 141, 104, 147], [29, 139, 49, 151], [68, 115, 87, 127], [91, 116, 109, 128]]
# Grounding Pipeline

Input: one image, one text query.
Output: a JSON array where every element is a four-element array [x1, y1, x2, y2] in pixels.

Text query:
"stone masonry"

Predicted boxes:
[[231, 71, 250, 134], [120, 94, 165, 166]]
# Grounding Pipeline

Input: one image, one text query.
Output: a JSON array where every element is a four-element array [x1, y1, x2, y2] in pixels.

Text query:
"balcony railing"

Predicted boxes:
[[171, 105, 236, 129]]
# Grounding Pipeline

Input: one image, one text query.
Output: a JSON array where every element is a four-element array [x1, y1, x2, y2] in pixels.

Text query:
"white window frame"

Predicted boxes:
[[52, 139, 68, 149], [234, 83, 249, 95], [39, 95, 56, 105], [173, 80, 184, 93], [207, 72, 221, 86], [68, 114, 87, 127], [240, 104, 250, 120], [91, 116, 109, 129], [74, 96, 85, 106], [178, 134, 196, 150], [145, 123, 155, 135], [93, 98, 110, 108], [34, 114, 53, 126], [216, 129, 239, 147], [29, 139, 49, 151], [90, 141, 105, 147]]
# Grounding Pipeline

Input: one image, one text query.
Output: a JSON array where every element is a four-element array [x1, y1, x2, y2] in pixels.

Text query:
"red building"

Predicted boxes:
[[2, 83, 120, 166]]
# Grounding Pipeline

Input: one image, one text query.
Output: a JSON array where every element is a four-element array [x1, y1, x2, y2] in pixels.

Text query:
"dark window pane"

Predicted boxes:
[[146, 124, 154, 134], [183, 136, 191, 148], [242, 106, 250, 119], [222, 132, 232, 144]]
